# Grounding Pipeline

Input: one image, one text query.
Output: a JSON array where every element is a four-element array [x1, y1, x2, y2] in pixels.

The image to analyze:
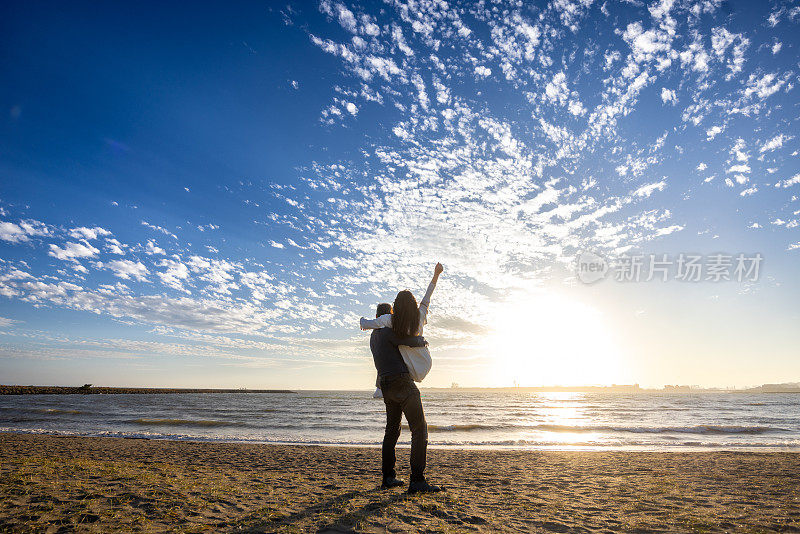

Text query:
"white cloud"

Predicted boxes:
[[655, 224, 684, 236], [660, 88, 677, 105], [552, 0, 595, 32], [711, 27, 735, 57], [706, 125, 724, 140], [141, 221, 177, 239], [157, 258, 191, 292], [545, 71, 569, 104], [760, 134, 790, 153], [361, 15, 380, 36], [542, 72, 586, 115], [744, 72, 788, 99], [364, 56, 402, 81], [0, 222, 30, 243], [351, 35, 366, 50], [1, 271, 281, 334], [730, 138, 749, 162], [391, 25, 413, 56], [474, 65, 491, 77], [105, 238, 125, 255], [99, 260, 150, 281], [679, 36, 711, 73], [69, 227, 111, 240], [19, 220, 50, 238], [0, 316, 21, 327], [0, 219, 49, 243], [186, 256, 239, 294], [710, 27, 748, 77], [568, 100, 587, 116], [775, 174, 800, 188], [727, 164, 751, 174], [740, 186, 758, 196], [145, 240, 165, 255], [324, 2, 357, 33], [48, 241, 100, 261], [632, 181, 667, 198]]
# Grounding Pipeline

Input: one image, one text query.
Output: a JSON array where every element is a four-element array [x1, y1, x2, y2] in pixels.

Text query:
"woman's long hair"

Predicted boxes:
[[392, 290, 420, 338]]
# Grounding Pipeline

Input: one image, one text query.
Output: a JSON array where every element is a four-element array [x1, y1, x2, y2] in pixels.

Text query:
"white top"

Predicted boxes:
[[360, 280, 436, 382]]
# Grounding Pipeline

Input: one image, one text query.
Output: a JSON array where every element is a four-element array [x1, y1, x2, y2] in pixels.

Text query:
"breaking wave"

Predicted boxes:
[[129, 418, 246, 428]]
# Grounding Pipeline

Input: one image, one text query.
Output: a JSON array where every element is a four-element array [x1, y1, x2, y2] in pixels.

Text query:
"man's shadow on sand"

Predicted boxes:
[[233, 487, 409, 534]]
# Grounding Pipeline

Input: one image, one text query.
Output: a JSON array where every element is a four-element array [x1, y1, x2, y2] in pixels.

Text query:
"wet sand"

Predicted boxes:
[[1, 433, 798, 532]]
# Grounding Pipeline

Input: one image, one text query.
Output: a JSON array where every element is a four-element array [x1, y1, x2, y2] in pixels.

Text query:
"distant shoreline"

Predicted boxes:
[[0, 385, 295, 395], [3, 384, 799, 395], [426, 386, 800, 393]]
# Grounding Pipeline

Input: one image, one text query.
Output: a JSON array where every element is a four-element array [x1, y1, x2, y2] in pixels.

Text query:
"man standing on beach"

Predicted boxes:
[[368, 308, 443, 494]]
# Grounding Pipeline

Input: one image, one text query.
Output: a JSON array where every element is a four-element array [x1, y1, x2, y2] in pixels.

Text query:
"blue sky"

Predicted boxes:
[[1, 0, 799, 389]]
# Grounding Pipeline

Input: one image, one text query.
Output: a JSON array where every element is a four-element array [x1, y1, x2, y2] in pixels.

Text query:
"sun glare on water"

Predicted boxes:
[[486, 292, 627, 387]]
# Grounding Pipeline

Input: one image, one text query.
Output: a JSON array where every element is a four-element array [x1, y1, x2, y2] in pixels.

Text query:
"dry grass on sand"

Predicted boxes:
[[1, 433, 799, 532]]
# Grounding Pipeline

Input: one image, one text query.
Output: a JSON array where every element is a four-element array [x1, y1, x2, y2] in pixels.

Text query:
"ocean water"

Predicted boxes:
[[2, 390, 799, 451]]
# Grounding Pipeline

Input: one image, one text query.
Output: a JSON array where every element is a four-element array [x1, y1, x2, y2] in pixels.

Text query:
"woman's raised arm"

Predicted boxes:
[[419, 262, 443, 309]]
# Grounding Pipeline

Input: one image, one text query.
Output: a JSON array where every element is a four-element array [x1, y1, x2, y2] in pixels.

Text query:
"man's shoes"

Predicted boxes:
[[407, 479, 444, 494], [381, 476, 405, 489]]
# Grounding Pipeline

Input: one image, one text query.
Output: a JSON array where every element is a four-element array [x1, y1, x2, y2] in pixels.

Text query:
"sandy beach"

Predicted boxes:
[[0, 433, 798, 533]]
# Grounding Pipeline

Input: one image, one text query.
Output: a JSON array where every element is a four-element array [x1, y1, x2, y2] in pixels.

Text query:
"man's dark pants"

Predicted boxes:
[[380, 372, 428, 482]]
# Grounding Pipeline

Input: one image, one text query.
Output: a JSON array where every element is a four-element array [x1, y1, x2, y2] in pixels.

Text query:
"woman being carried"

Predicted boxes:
[[360, 262, 443, 395]]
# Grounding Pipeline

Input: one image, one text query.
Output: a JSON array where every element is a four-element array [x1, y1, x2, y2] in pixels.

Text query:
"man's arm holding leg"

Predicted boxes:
[[389, 332, 428, 348]]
